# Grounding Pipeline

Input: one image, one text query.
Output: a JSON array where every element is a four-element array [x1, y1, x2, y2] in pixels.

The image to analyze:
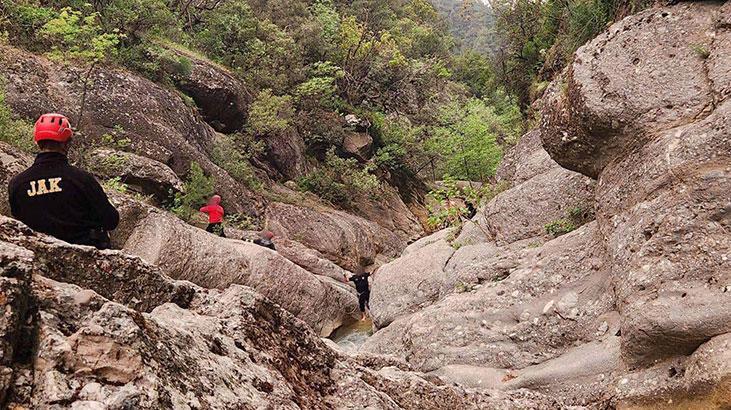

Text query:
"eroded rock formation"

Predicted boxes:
[[0, 216, 563, 409], [365, 2, 731, 408]]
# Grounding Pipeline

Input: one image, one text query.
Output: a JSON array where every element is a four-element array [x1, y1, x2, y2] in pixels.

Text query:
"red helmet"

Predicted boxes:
[[34, 113, 73, 142]]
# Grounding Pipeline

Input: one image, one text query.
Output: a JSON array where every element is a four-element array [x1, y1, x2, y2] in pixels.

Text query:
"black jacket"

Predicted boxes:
[[8, 152, 119, 246]]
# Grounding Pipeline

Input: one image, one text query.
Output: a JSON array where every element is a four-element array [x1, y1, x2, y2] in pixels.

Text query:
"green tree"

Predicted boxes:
[[426, 99, 520, 181], [248, 90, 295, 135], [170, 162, 215, 222]]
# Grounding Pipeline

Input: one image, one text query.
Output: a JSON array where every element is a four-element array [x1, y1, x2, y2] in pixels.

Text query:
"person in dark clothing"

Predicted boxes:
[[345, 267, 371, 320], [251, 231, 276, 250], [200, 194, 225, 237], [8, 113, 120, 249]]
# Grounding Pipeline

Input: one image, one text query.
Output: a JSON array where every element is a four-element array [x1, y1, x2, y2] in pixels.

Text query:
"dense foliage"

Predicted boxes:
[[0, 0, 526, 211], [491, 0, 652, 110]]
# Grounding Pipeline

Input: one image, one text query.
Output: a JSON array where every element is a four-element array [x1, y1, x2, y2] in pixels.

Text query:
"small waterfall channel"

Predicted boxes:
[[328, 318, 374, 352]]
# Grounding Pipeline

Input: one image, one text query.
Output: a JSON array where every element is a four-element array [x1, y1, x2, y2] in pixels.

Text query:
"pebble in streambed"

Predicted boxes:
[[330, 318, 374, 352]]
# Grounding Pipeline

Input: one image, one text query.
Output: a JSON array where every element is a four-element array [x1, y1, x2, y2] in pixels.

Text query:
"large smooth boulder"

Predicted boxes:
[[541, 1, 731, 370], [481, 166, 595, 245], [455, 129, 595, 247], [173, 48, 252, 133], [596, 98, 731, 368], [122, 210, 358, 336], [351, 185, 425, 243], [370, 238, 456, 328], [365, 223, 612, 378], [265, 201, 405, 271], [541, 3, 724, 178], [85, 148, 184, 199], [0, 45, 262, 216], [264, 128, 309, 180]]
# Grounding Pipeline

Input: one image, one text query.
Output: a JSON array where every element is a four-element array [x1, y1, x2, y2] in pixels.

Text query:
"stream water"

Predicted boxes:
[[329, 318, 374, 352]]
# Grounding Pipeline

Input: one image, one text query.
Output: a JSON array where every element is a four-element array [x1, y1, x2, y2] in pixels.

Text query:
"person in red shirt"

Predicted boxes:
[[200, 194, 225, 237]]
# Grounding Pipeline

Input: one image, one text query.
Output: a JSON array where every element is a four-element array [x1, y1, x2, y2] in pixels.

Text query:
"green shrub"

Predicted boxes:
[[211, 134, 262, 190], [544, 204, 594, 237], [0, 78, 35, 153], [102, 176, 129, 193], [169, 162, 215, 222], [38, 7, 120, 63], [544, 219, 577, 237], [298, 148, 381, 207], [224, 213, 257, 230], [425, 98, 521, 181], [248, 90, 295, 135]]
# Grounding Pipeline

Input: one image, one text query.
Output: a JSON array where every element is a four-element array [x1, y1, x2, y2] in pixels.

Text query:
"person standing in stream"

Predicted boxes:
[[8, 113, 120, 249], [344, 266, 372, 321], [200, 194, 225, 237]]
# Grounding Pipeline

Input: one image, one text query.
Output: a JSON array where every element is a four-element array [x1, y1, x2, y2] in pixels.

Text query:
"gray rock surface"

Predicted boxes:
[[85, 148, 184, 199], [122, 210, 359, 336], [172, 48, 252, 133], [0, 216, 564, 409], [265, 201, 405, 271], [342, 132, 373, 160], [542, 2, 724, 178], [0, 142, 32, 216], [370, 238, 456, 328]]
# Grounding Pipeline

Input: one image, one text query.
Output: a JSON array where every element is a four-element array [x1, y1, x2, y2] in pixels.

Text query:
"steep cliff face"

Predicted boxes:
[[366, 2, 731, 408]]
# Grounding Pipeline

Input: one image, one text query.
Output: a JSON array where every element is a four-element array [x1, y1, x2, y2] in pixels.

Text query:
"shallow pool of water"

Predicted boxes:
[[329, 318, 374, 352]]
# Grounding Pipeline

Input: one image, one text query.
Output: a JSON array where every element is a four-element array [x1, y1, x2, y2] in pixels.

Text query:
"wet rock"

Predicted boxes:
[[85, 148, 184, 199]]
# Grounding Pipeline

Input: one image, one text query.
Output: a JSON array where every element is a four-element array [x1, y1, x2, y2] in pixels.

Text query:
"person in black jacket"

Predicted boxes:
[[8, 113, 119, 249], [344, 266, 372, 321], [253, 231, 276, 250]]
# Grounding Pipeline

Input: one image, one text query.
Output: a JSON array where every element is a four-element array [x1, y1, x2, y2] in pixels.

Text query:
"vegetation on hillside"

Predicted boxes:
[[0, 0, 649, 221], [490, 0, 652, 110], [0, 0, 524, 210]]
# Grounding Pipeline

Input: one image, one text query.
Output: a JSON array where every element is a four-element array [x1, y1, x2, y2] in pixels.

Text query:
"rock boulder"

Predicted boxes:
[[85, 148, 184, 200], [122, 210, 359, 336]]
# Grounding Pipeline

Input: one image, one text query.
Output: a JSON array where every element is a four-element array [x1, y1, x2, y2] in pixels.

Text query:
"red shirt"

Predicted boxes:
[[199, 205, 224, 223]]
